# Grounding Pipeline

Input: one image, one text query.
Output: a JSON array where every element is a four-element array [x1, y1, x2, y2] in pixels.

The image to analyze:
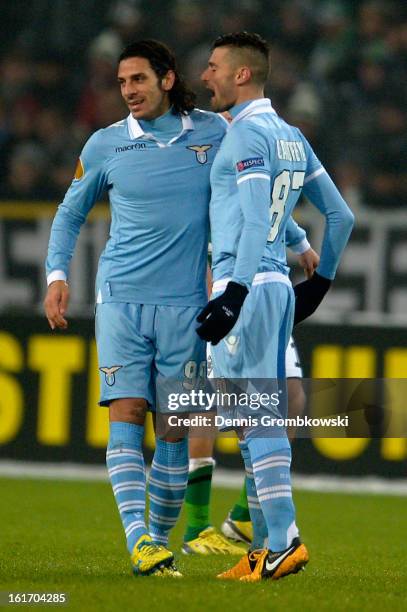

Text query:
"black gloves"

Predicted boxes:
[[196, 272, 330, 340], [196, 281, 248, 345], [294, 271, 332, 325]]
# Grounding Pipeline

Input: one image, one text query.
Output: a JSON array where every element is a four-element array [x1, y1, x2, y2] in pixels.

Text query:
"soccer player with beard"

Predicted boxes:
[[197, 32, 354, 581]]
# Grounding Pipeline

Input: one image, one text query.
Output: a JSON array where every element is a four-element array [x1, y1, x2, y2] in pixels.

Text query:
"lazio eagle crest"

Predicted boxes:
[[99, 365, 122, 386], [187, 144, 212, 164]]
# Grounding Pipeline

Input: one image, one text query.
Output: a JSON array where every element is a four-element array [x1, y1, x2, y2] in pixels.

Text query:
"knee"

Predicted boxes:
[[109, 398, 147, 424]]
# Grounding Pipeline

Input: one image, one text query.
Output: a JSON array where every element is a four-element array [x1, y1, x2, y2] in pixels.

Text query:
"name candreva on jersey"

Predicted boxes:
[[276, 139, 306, 162]]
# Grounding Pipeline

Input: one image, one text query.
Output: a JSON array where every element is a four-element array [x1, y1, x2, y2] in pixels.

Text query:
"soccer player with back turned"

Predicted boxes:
[[198, 32, 354, 582]]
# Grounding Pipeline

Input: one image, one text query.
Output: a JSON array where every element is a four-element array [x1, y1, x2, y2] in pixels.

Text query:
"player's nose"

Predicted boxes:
[[201, 67, 209, 82], [122, 81, 138, 97]]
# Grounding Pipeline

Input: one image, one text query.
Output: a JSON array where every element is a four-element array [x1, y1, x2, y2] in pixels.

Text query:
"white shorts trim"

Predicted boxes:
[[212, 271, 291, 294]]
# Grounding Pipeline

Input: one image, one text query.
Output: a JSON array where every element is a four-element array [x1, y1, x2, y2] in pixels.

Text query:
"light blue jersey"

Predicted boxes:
[[46, 109, 226, 306], [210, 99, 354, 289], [209, 97, 354, 384], [285, 216, 309, 254]]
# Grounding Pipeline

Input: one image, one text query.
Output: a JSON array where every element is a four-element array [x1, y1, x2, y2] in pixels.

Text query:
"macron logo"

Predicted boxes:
[[115, 143, 146, 153]]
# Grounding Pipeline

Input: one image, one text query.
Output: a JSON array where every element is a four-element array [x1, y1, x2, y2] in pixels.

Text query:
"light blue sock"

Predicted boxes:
[[239, 440, 268, 550], [148, 438, 189, 546], [106, 422, 148, 554], [247, 435, 299, 552]]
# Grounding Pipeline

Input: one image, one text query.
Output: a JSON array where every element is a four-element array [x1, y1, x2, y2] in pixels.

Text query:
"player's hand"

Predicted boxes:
[[196, 281, 248, 345], [44, 280, 70, 330], [297, 247, 320, 279], [293, 271, 331, 325]]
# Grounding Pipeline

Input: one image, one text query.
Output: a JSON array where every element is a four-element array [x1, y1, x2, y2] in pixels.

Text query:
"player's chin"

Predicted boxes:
[[130, 108, 147, 119], [128, 103, 149, 119], [210, 97, 231, 113]]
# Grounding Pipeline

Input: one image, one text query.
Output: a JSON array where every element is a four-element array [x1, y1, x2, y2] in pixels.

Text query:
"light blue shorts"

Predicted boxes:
[[209, 275, 294, 425], [96, 302, 206, 408], [210, 276, 294, 379]]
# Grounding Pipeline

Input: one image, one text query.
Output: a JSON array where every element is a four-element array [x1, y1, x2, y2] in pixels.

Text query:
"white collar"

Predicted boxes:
[[230, 98, 277, 127], [127, 112, 194, 144]]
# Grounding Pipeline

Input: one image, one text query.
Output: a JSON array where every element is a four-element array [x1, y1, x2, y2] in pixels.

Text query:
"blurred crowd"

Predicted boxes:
[[0, 0, 406, 211]]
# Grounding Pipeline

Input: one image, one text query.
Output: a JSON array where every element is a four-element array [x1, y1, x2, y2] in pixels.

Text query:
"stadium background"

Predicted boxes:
[[0, 0, 407, 482]]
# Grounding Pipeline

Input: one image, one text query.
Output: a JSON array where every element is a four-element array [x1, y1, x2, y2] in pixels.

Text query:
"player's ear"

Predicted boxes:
[[236, 66, 251, 86], [161, 70, 176, 92]]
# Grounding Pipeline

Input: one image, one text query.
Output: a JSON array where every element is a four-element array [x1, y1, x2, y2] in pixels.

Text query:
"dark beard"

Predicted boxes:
[[211, 98, 233, 113]]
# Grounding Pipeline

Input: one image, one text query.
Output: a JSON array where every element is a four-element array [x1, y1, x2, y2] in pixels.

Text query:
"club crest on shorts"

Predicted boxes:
[[99, 365, 122, 386], [224, 335, 240, 355], [187, 144, 212, 164]]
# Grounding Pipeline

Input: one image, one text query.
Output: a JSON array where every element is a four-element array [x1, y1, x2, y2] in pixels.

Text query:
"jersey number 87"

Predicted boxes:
[[268, 170, 305, 242]]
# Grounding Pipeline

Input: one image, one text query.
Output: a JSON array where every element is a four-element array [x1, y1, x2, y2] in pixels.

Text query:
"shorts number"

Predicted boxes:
[[183, 360, 206, 390], [268, 170, 305, 242]]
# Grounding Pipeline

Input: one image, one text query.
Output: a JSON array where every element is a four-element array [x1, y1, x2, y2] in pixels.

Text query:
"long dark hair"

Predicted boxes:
[[119, 40, 196, 115]]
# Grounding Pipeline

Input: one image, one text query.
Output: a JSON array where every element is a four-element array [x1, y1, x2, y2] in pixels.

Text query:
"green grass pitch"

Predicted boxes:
[[1, 477, 406, 611]]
